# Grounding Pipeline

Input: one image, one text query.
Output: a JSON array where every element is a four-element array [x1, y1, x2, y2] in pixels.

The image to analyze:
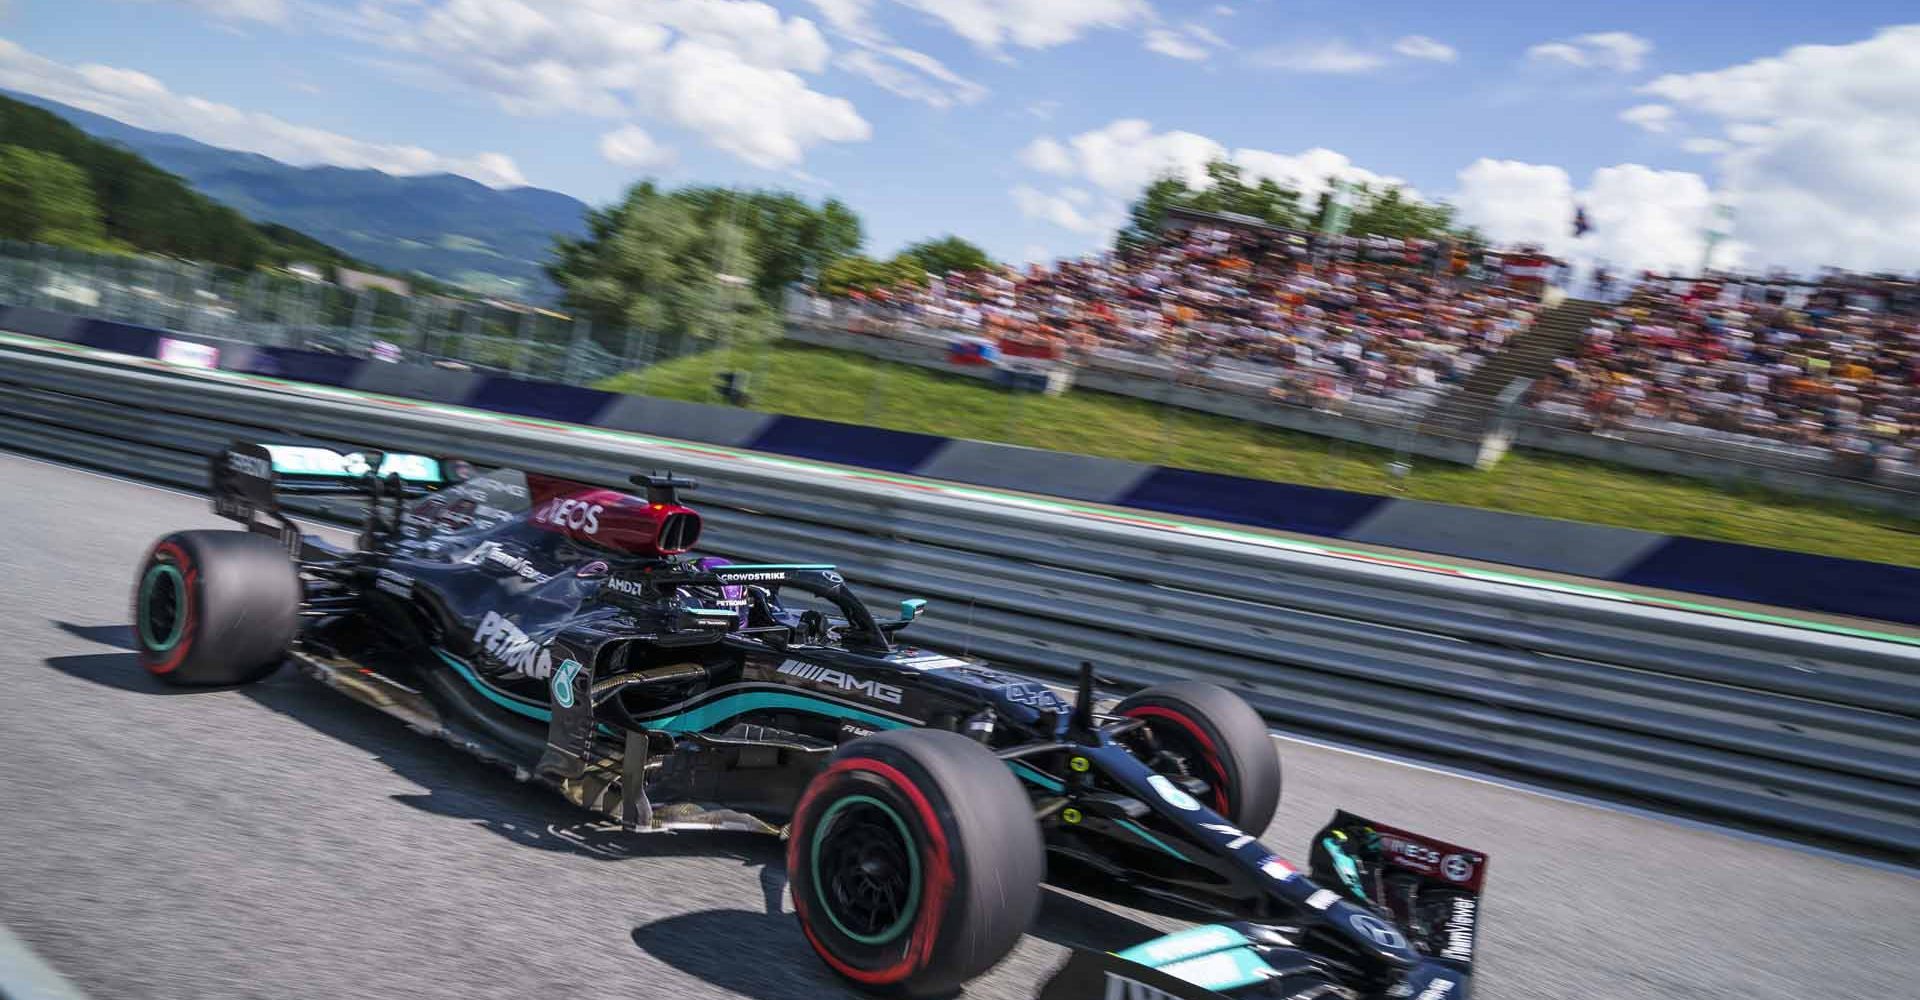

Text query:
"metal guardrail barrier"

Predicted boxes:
[[1, 345, 1915, 860]]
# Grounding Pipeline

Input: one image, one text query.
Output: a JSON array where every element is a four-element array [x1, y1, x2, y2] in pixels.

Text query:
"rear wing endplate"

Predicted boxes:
[[210, 441, 451, 550]]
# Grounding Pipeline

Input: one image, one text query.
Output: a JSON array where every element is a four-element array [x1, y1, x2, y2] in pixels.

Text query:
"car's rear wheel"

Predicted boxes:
[[1116, 681, 1281, 835], [788, 728, 1043, 997], [133, 530, 299, 686]]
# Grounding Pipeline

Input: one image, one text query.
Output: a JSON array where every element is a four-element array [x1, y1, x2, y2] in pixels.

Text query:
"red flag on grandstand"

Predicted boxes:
[[1573, 206, 1592, 238]]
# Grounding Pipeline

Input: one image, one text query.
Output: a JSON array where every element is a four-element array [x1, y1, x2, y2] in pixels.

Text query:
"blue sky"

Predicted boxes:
[[2, 2, 1916, 274]]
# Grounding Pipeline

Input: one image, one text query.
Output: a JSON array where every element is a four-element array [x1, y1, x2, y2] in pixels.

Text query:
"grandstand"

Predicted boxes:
[[835, 209, 1543, 416], [1533, 271, 1917, 477], [806, 212, 1917, 498]]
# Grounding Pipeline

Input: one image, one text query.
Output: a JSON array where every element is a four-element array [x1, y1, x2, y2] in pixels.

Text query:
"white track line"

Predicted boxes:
[[0, 923, 91, 1000], [1262, 730, 1918, 876]]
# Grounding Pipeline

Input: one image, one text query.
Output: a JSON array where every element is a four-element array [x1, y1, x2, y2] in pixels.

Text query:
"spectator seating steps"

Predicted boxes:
[[1422, 297, 1606, 434]]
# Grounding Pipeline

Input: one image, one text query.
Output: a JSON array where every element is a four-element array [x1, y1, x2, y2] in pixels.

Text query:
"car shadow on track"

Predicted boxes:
[[44, 620, 789, 866], [630, 888, 1165, 1000], [48, 621, 1169, 1000], [44, 621, 208, 695]]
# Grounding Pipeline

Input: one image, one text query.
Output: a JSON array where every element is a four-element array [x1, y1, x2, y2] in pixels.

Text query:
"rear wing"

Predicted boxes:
[[211, 441, 453, 549]]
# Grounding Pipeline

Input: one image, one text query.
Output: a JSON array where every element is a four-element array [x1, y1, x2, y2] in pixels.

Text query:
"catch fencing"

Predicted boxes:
[[10, 242, 1915, 511], [0, 342, 1914, 862]]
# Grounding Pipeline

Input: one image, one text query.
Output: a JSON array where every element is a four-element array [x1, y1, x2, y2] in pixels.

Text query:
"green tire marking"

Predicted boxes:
[[810, 794, 921, 946], [137, 562, 186, 652]]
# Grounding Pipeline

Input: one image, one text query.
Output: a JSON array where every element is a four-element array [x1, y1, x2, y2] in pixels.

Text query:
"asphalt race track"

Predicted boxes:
[[1, 449, 1914, 1000]]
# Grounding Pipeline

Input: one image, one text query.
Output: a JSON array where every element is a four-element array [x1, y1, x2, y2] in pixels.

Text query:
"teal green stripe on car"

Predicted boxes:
[[1010, 762, 1064, 792], [1117, 925, 1251, 968], [1155, 948, 1276, 992], [1116, 819, 1190, 862], [640, 693, 908, 733], [435, 649, 552, 722], [436, 650, 911, 734]]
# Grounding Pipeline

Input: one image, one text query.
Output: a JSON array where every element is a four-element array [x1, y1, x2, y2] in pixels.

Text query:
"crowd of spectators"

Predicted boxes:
[[1532, 271, 1919, 472], [834, 222, 1544, 409]]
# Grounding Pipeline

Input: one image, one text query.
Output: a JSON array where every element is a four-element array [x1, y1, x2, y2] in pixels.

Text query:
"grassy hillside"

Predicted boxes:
[[0, 95, 372, 271], [597, 343, 1920, 567], [6, 91, 589, 294]]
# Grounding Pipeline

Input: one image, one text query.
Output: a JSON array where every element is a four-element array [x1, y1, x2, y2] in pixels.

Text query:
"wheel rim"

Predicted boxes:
[[138, 562, 187, 652], [810, 795, 921, 945], [1124, 708, 1231, 816]]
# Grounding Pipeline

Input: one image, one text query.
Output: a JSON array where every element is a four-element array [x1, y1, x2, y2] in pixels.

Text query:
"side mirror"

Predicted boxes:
[[878, 598, 927, 634]]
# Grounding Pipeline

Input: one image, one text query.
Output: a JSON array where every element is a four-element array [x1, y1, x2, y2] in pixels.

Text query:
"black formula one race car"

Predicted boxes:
[[131, 442, 1489, 1000]]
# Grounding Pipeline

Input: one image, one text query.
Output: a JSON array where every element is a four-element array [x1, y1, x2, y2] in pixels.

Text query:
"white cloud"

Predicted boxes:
[[1024, 99, 1061, 120], [1144, 27, 1210, 61], [1524, 42, 1582, 66], [599, 124, 677, 169], [134, 0, 288, 25], [1013, 119, 1405, 241], [1212, 4, 1234, 15], [834, 47, 985, 106], [1032, 118, 1401, 202], [1053, 118, 1222, 194], [652, 40, 871, 168], [1011, 184, 1113, 233], [1021, 243, 1051, 263], [1638, 24, 1920, 272], [1526, 31, 1651, 73], [1618, 102, 1675, 133], [809, 0, 985, 107], [1392, 35, 1457, 63], [1144, 21, 1230, 62], [0, 37, 527, 186], [1232, 147, 1406, 204], [1184, 23, 1227, 48], [1681, 137, 1732, 155], [1019, 136, 1076, 174], [338, 0, 870, 170], [897, 0, 1153, 52], [1251, 39, 1387, 74], [1453, 159, 1729, 274]]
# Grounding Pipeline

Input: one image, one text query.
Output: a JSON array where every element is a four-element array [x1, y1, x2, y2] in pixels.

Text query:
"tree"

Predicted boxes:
[[546, 183, 775, 347], [672, 187, 864, 301], [900, 235, 992, 276], [1115, 160, 1468, 251], [0, 145, 113, 249], [1115, 161, 1306, 252], [1186, 161, 1304, 229], [1116, 175, 1193, 251], [1349, 185, 1459, 240], [819, 254, 928, 296]]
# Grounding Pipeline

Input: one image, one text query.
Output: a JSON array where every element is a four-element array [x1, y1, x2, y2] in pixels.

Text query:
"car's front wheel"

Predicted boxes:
[[1116, 681, 1281, 835], [788, 728, 1044, 997], [133, 530, 299, 686]]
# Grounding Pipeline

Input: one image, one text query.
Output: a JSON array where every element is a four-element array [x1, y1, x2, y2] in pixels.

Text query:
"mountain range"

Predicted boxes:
[[6, 92, 590, 296]]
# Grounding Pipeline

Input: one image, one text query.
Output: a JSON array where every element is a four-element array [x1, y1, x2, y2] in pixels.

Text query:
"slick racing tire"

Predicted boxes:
[[789, 728, 1044, 997], [133, 530, 299, 686], [1117, 681, 1281, 835]]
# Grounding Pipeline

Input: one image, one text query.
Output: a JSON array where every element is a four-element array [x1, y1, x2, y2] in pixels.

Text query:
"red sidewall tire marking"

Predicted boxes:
[[1124, 704, 1232, 815], [789, 757, 956, 986], [142, 541, 198, 676]]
